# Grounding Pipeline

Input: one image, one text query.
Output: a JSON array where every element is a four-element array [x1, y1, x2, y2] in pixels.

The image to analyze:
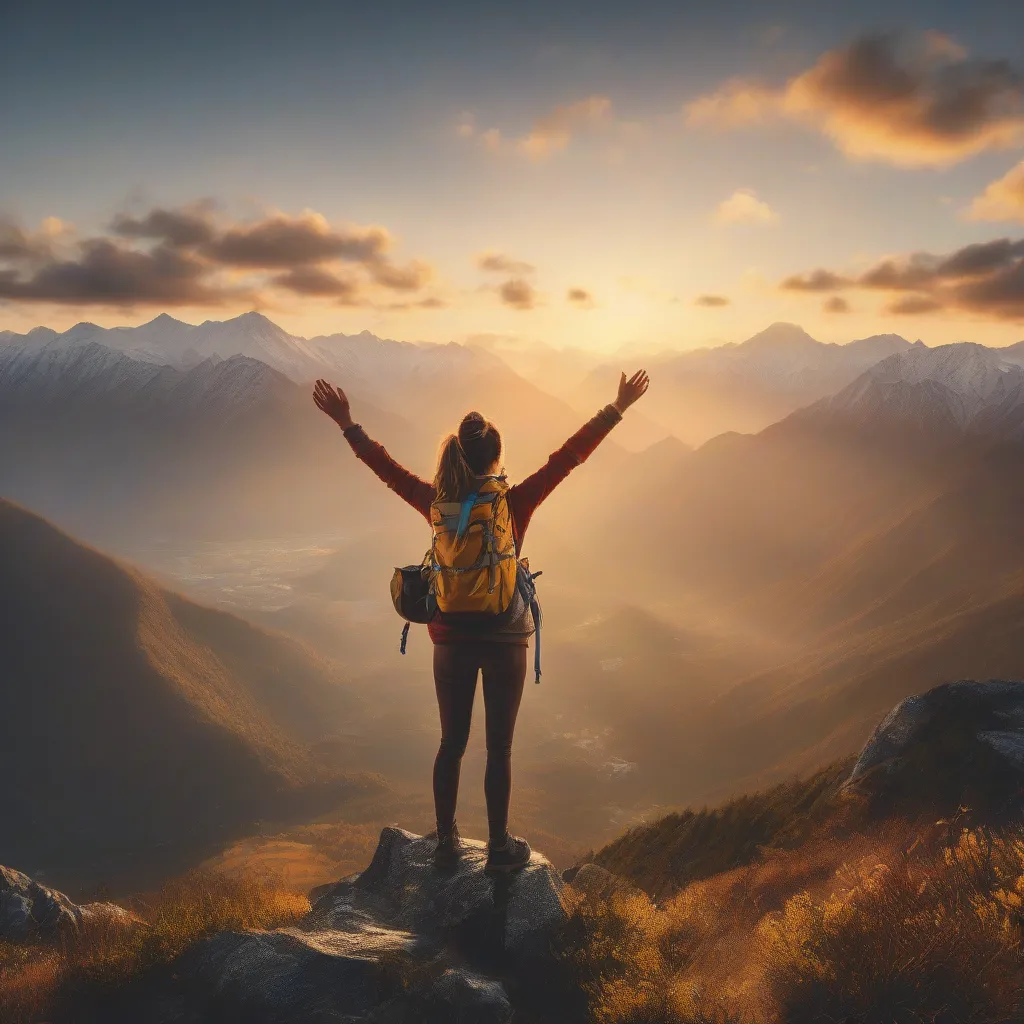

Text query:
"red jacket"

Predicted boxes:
[[342, 404, 622, 644]]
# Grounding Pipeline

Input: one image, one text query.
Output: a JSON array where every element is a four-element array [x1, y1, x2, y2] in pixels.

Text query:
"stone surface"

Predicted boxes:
[[309, 827, 566, 959], [0, 864, 144, 943], [1, 863, 88, 941], [846, 680, 1024, 817], [169, 827, 565, 1023]]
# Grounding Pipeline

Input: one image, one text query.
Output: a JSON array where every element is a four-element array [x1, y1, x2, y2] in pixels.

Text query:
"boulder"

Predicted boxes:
[[1, 863, 144, 943], [169, 828, 567, 1023], [308, 827, 566, 960], [1, 864, 83, 941], [846, 679, 1024, 819]]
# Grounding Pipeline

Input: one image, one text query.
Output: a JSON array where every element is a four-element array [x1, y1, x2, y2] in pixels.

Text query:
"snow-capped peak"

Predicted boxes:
[[807, 341, 1024, 433], [866, 342, 1023, 408]]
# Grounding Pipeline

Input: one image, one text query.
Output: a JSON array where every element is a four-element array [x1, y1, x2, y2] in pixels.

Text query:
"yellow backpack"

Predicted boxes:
[[390, 474, 544, 682], [429, 475, 518, 616]]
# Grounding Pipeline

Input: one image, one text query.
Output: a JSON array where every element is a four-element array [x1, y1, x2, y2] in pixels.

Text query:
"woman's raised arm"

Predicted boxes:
[[508, 369, 649, 535], [314, 379, 434, 521]]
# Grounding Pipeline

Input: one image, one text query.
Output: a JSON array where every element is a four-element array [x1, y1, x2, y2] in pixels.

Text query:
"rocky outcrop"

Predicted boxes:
[[0, 864, 139, 942], [169, 828, 569, 1023], [846, 679, 1024, 819]]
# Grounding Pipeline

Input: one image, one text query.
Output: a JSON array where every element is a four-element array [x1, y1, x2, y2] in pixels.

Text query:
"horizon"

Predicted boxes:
[[3, 1, 1024, 351], [2, 308, 1018, 354]]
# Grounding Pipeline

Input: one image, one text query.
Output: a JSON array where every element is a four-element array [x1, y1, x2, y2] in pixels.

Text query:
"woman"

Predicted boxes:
[[313, 369, 650, 873]]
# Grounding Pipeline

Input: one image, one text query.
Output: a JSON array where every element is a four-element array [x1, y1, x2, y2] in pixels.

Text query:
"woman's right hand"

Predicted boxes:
[[314, 379, 355, 429], [613, 369, 650, 414]]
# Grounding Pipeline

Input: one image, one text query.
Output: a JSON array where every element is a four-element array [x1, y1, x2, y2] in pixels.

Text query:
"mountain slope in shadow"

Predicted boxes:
[[0, 499, 377, 890]]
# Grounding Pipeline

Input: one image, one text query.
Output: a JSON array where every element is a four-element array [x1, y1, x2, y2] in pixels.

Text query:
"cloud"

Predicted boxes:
[[823, 296, 850, 313], [0, 239, 242, 306], [202, 211, 391, 267], [499, 279, 537, 310], [695, 294, 730, 307], [715, 189, 778, 225], [476, 251, 535, 275], [272, 266, 361, 300], [380, 296, 449, 311], [887, 294, 944, 315], [0, 204, 435, 309], [110, 203, 217, 247], [0, 217, 71, 263], [367, 259, 433, 291], [779, 236, 1024, 320], [460, 96, 616, 161], [688, 31, 1024, 167], [968, 160, 1024, 222], [567, 287, 595, 307], [781, 269, 851, 291], [518, 96, 612, 161]]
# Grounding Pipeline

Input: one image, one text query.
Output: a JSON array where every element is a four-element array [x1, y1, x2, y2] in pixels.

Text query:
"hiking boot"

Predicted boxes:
[[433, 823, 463, 869], [485, 833, 532, 875]]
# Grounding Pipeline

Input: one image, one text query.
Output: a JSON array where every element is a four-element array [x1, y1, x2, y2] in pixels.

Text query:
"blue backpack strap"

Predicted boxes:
[[455, 491, 479, 541], [523, 568, 543, 684], [531, 597, 542, 684], [399, 620, 410, 655]]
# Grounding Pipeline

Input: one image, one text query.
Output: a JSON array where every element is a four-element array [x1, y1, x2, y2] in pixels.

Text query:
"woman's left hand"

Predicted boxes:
[[314, 379, 355, 429]]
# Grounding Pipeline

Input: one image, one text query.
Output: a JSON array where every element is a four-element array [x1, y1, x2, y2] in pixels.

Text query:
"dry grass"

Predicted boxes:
[[758, 827, 1024, 1023], [0, 870, 308, 1024], [559, 822, 1024, 1024], [588, 760, 854, 900]]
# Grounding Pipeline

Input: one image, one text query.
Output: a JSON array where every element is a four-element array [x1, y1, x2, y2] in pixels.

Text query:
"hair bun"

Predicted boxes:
[[459, 411, 487, 441]]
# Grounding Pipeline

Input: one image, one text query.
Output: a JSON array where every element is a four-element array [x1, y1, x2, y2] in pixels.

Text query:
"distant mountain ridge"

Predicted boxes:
[[799, 341, 1024, 438], [0, 337, 298, 423], [0, 312, 505, 394], [576, 322, 919, 444]]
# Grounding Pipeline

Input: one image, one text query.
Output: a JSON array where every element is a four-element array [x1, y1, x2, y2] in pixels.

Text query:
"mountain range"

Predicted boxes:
[[572, 340, 1024, 804], [0, 311, 504, 397], [802, 341, 1024, 439], [8, 310, 1024, 827], [0, 312, 621, 544]]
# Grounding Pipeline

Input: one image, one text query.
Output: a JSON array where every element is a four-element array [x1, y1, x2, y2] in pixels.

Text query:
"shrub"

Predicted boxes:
[[0, 870, 308, 1024], [589, 760, 854, 899], [556, 876, 741, 1024], [758, 829, 1024, 1023]]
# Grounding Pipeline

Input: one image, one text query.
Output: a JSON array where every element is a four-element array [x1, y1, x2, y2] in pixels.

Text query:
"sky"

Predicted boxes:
[[3, 0, 1024, 351]]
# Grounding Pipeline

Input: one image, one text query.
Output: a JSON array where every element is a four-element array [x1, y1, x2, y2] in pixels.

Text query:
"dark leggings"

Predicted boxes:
[[432, 644, 527, 845]]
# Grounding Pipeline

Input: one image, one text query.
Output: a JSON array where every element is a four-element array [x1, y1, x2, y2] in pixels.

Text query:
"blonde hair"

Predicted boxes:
[[433, 412, 502, 501]]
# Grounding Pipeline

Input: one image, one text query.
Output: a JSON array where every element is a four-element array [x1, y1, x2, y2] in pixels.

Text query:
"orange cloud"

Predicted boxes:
[[715, 189, 778, 225], [695, 294, 730, 307], [567, 287, 595, 308], [459, 96, 615, 161], [688, 32, 1024, 167], [476, 251, 535, 275], [780, 237, 1024, 320], [0, 216, 73, 264], [969, 160, 1024, 223], [518, 96, 612, 161], [782, 269, 852, 291], [498, 279, 538, 310]]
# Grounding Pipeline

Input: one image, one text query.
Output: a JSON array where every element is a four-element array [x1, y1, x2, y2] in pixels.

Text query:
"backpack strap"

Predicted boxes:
[[531, 596, 542, 684], [455, 491, 479, 541]]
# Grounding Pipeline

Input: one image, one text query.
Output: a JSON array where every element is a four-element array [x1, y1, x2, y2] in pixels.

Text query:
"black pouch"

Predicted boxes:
[[390, 557, 437, 625]]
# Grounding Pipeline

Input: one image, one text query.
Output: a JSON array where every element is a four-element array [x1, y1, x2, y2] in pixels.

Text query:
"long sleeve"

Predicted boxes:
[[341, 424, 434, 522], [507, 404, 622, 549]]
